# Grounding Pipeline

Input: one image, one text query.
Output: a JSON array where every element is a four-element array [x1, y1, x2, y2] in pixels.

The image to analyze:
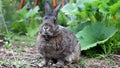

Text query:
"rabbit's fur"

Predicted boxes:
[[36, 1, 81, 67]]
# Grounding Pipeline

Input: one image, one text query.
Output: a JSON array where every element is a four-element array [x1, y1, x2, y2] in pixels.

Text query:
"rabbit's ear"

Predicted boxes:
[[45, 1, 52, 15], [53, 4, 62, 17]]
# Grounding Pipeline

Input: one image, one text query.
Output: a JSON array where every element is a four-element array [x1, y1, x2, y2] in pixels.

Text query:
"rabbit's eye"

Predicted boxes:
[[44, 16, 49, 19], [43, 16, 48, 20]]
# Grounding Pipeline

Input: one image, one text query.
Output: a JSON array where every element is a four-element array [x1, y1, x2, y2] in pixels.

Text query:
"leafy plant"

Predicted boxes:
[[98, 44, 112, 58], [61, 0, 120, 53], [109, 1, 120, 15], [67, 22, 90, 34], [4, 41, 11, 49], [10, 5, 41, 36], [76, 23, 117, 50], [58, 12, 67, 26]]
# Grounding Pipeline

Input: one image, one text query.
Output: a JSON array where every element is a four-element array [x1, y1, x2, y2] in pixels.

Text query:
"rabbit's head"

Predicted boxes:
[[40, 1, 62, 36]]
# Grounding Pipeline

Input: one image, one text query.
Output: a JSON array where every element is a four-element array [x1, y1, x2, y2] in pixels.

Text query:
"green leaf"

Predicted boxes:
[[5, 42, 11, 49], [109, 1, 120, 15], [11, 20, 27, 34], [61, 3, 78, 15], [25, 6, 39, 18], [26, 22, 39, 37], [61, 0, 96, 14], [67, 22, 90, 34], [76, 23, 118, 50], [26, 27, 38, 37], [58, 12, 67, 26], [76, 0, 95, 8], [17, 5, 28, 18]]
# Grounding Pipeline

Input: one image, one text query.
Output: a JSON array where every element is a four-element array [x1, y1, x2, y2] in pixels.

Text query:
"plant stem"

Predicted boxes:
[[0, 0, 9, 34]]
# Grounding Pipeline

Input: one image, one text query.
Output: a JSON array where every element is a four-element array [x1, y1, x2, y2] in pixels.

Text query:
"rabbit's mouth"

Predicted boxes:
[[40, 30, 54, 36]]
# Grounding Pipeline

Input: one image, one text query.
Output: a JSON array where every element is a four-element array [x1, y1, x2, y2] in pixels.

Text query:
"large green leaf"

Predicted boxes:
[[76, 23, 118, 50], [61, 3, 78, 15], [76, 0, 95, 8], [61, 0, 96, 14], [67, 22, 90, 34]]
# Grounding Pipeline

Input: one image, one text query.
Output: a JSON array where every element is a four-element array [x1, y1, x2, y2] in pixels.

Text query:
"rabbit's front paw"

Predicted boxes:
[[48, 60, 54, 66], [53, 60, 64, 68], [38, 59, 47, 67]]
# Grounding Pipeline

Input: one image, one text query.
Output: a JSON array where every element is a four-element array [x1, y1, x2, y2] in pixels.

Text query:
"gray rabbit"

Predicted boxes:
[[36, 1, 81, 67]]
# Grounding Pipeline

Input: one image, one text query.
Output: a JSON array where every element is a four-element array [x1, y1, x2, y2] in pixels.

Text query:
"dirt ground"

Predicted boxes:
[[0, 41, 120, 68]]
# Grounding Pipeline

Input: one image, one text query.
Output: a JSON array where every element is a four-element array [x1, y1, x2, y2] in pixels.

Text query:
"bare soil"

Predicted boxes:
[[0, 41, 120, 68]]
